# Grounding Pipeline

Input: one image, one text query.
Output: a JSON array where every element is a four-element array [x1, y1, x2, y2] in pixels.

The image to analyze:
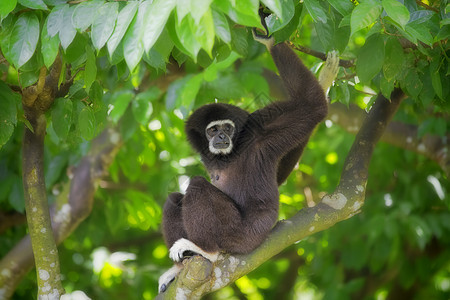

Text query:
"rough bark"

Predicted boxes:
[[21, 61, 65, 299]]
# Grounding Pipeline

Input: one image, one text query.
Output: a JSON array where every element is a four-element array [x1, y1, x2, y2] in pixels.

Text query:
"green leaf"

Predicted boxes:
[[214, 0, 261, 28], [119, 107, 138, 141], [18, 0, 48, 10], [142, 0, 176, 53], [190, 0, 213, 24], [265, 0, 295, 34], [92, 2, 118, 51], [351, 0, 382, 35], [339, 83, 350, 106], [132, 88, 159, 125], [230, 27, 248, 57], [328, 0, 353, 16], [382, 0, 409, 29], [51, 98, 73, 141], [107, 1, 138, 56], [78, 106, 96, 140], [152, 29, 174, 63], [383, 37, 405, 81], [72, 0, 103, 31], [304, 0, 327, 23], [176, 0, 190, 23], [85, 45, 97, 93], [0, 82, 19, 148], [261, 0, 283, 20], [0, 16, 15, 64], [109, 90, 135, 123], [43, 0, 67, 6], [144, 48, 165, 70], [47, 4, 65, 37], [41, 17, 60, 68], [212, 8, 231, 43], [9, 12, 40, 68], [404, 69, 422, 98], [89, 81, 103, 111], [59, 5, 76, 50], [0, 0, 17, 20], [123, 1, 149, 71], [409, 10, 434, 24], [175, 15, 202, 59], [194, 9, 215, 56], [315, 18, 334, 52], [430, 59, 443, 100], [405, 21, 433, 46], [204, 51, 240, 81], [180, 73, 203, 107], [235, 0, 259, 22], [356, 34, 385, 83], [380, 76, 394, 99]]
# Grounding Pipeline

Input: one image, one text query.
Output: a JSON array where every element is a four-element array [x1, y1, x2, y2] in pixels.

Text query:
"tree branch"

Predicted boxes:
[[328, 102, 450, 177], [0, 211, 26, 234], [157, 89, 406, 298], [288, 42, 355, 68], [0, 128, 122, 299], [415, 0, 439, 13], [21, 58, 65, 299]]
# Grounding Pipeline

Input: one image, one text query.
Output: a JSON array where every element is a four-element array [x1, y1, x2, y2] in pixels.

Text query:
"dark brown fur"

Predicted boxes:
[[162, 43, 328, 254]]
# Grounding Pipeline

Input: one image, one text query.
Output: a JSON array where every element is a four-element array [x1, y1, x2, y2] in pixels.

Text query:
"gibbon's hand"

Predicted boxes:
[[252, 28, 274, 50]]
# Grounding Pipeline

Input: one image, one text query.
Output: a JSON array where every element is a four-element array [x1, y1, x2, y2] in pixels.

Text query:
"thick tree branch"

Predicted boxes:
[[0, 128, 122, 299], [328, 103, 450, 177], [158, 89, 406, 298], [21, 58, 65, 299]]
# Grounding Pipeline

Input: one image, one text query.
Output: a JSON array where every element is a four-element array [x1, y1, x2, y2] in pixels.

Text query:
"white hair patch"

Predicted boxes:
[[209, 142, 233, 155], [206, 119, 235, 129]]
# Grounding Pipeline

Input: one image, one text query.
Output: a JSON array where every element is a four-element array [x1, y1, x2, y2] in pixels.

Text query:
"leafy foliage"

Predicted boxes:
[[0, 0, 449, 299]]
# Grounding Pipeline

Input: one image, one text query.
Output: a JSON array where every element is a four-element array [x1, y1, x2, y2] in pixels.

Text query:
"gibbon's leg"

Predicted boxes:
[[170, 176, 277, 261], [174, 176, 240, 261], [162, 192, 187, 248], [170, 176, 241, 261]]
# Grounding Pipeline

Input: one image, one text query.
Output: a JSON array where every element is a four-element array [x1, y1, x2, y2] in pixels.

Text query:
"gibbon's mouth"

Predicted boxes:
[[214, 142, 230, 149]]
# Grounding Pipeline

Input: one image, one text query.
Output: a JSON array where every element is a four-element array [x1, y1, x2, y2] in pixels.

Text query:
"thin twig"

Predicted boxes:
[[288, 42, 355, 68], [415, 0, 439, 13]]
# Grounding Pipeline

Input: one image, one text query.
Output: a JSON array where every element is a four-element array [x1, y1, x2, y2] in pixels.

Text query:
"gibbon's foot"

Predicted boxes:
[[319, 50, 340, 92], [158, 264, 183, 293], [169, 238, 219, 263]]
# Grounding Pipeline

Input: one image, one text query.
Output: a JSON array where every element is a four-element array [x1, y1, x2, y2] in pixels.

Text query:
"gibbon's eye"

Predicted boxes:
[[207, 126, 218, 136], [223, 123, 231, 132]]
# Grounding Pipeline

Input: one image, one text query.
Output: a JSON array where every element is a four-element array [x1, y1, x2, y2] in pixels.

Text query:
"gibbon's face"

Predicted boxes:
[[205, 119, 235, 155]]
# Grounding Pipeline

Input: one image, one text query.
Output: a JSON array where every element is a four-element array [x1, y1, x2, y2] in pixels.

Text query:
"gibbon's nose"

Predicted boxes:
[[218, 133, 226, 139]]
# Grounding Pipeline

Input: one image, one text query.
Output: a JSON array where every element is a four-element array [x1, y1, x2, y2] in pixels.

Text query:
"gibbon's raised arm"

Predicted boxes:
[[248, 39, 328, 160]]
